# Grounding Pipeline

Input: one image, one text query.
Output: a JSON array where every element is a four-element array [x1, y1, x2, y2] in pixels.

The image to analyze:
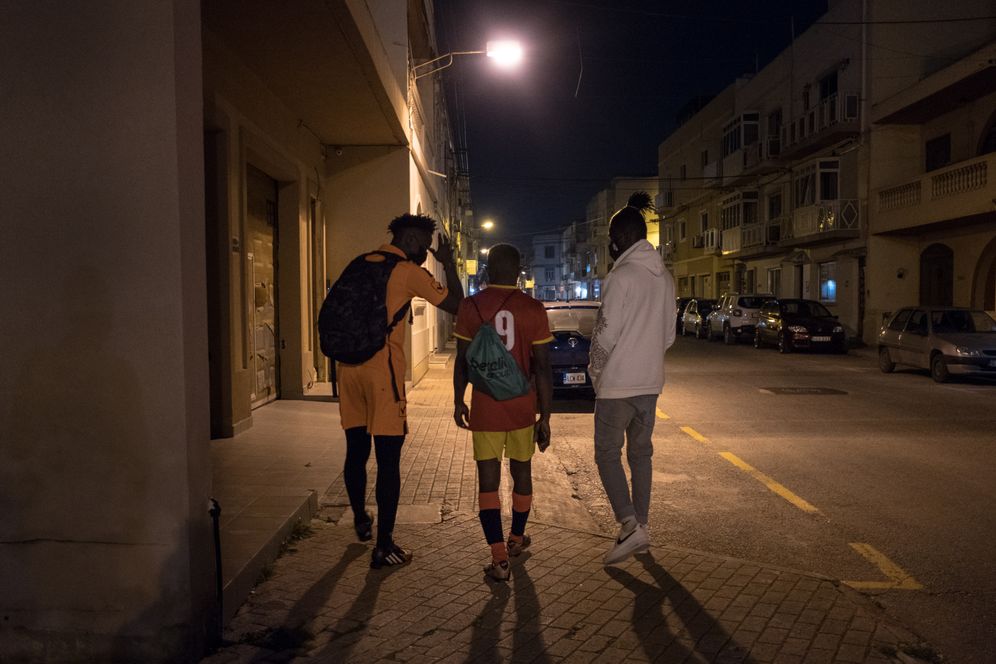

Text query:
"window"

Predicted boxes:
[[544, 245, 555, 259], [925, 134, 951, 172], [701, 150, 709, 168], [819, 71, 838, 100], [718, 271, 731, 293], [802, 84, 811, 111], [699, 212, 709, 234], [745, 269, 756, 294], [680, 164, 687, 180], [795, 168, 816, 207], [678, 219, 687, 242], [888, 309, 912, 331], [768, 192, 782, 220], [767, 267, 781, 296], [545, 267, 555, 281], [905, 310, 928, 336], [722, 113, 760, 157], [819, 261, 837, 303]]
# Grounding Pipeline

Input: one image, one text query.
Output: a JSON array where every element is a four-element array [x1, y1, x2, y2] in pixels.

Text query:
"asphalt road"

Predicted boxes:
[[550, 334, 996, 664]]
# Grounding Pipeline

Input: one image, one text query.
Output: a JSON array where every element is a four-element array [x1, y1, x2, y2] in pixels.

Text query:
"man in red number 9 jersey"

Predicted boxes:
[[453, 244, 553, 581]]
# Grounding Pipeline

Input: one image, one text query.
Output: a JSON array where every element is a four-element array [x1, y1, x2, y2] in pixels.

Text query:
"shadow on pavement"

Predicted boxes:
[[248, 542, 367, 661], [511, 552, 552, 663], [605, 552, 753, 663], [464, 577, 512, 664], [318, 559, 402, 661]]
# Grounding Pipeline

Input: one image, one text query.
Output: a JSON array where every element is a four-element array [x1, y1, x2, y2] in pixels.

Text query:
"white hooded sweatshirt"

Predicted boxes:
[[588, 239, 676, 399]]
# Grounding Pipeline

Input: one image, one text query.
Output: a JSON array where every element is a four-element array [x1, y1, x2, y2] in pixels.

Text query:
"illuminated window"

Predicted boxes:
[[819, 261, 837, 303]]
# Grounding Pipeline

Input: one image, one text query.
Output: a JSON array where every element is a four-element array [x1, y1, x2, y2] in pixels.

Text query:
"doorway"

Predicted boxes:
[[247, 165, 280, 408], [919, 243, 953, 307]]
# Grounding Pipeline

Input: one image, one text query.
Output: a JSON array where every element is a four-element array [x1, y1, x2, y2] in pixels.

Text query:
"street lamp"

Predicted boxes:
[[481, 220, 495, 231], [413, 40, 523, 80], [480, 247, 489, 255]]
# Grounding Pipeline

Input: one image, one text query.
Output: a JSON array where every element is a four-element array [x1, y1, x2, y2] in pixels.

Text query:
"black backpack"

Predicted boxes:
[[318, 251, 411, 366]]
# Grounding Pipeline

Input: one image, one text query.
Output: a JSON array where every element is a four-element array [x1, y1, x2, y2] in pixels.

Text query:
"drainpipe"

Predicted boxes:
[[209, 499, 223, 643]]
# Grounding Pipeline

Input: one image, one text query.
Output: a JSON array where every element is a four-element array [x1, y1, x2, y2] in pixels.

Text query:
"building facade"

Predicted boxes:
[[2, 1, 472, 661], [658, 0, 995, 341], [531, 232, 564, 301]]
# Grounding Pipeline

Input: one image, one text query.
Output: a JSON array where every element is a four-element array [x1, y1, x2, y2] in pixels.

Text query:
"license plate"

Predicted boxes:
[[812, 336, 831, 342], [563, 372, 586, 385]]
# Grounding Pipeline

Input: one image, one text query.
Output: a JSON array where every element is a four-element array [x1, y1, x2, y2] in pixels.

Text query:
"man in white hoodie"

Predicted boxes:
[[588, 192, 676, 565]]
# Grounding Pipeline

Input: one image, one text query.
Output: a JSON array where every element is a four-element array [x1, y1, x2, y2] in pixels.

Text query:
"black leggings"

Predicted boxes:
[[343, 427, 404, 547]]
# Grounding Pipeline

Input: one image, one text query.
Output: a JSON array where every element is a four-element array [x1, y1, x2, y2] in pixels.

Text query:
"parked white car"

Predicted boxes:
[[706, 293, 771, 344]]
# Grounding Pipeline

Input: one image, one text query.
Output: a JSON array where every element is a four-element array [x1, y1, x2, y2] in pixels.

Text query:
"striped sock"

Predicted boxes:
[[478, 491, 507, 562], [510, 492, 532, 541]]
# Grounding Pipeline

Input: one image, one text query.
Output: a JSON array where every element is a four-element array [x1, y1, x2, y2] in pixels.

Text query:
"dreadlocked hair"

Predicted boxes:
[[387, 213, 437, 236], [626, 191, 654, 215]]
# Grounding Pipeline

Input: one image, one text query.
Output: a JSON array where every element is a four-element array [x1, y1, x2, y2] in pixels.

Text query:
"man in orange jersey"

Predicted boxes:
[[453, 244, 553, 581], [338, 213, 462, 569]]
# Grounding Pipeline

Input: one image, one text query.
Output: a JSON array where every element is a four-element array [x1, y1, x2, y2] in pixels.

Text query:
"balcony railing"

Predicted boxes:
[[781, 92, 859, 150], [742, 223, 765, 248], [873, 154, 993, 233], [721, 227, 742, 254], [792, 199, 860, 238], [878, 182, 921, 211], [932, 159, 988, 198]]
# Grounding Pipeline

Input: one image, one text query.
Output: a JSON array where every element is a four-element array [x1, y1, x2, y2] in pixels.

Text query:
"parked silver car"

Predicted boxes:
[[706, 293, 771, 344], [680, 298, 718, 338], [878, 307, 996, 382]]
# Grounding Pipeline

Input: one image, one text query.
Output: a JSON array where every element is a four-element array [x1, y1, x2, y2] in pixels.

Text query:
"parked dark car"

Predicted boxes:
[[680, 298, 718, 338], [754, 298, 847, 353], [544, 301, 599, 392], [878, 306, 996, 382], [676, 297, 692, 335]]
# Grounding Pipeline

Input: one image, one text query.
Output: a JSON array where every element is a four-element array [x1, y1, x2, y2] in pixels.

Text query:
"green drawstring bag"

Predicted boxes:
[[466, 293, 531, 401]]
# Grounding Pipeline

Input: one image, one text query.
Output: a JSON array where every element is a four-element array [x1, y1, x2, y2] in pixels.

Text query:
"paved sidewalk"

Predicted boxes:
[[203, 362, 931, 663]]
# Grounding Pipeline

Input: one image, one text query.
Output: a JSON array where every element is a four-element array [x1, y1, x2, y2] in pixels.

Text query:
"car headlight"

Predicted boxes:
[[788, 325, 808, 334], [833, 325, 844, 333], [955, 346, 980, 357]]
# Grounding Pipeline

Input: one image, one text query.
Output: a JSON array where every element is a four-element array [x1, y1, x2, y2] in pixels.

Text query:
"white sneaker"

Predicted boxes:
[[604, 519, 650, 565]]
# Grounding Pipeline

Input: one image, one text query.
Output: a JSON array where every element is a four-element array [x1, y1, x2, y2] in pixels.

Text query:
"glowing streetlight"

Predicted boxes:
[[480, 247, 489, 255], [481, 220, 495, 231], [486, 41, 523, 69], [413, 40, 523, 80]]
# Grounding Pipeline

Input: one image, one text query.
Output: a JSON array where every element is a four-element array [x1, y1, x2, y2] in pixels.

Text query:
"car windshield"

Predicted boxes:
[[547, 307, 599, 336], [737, 297, 766, 308], [782, 301, 832, 318], [931, 310, 996, 334]]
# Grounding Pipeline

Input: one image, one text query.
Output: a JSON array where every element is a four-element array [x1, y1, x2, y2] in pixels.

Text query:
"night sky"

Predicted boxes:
[[435, 0, 828, 247]]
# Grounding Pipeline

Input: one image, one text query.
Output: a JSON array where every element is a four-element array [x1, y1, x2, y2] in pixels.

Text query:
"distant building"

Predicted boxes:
[[656, 0, 995, 342], [532, 232, 565, 301]]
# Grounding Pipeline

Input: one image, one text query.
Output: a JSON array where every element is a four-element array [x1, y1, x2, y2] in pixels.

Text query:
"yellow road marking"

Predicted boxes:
[[680, 426, 708, 444], [844, 543, 923, 590], [718, 452, 821, 514], [655, 408, 670, 420]]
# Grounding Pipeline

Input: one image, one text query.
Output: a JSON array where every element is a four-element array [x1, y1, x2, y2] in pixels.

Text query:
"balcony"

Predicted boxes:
[[873, 154, 994, 234], [721, 227, 741, 254], [780, 92, 859, 159], [785, 199, 860, 246], [743, 136, 782, 172], [721, 219, 786, 259]]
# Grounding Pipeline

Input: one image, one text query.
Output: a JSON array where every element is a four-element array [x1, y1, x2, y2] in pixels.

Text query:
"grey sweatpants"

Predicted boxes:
[[593, 394, 658, 525]]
